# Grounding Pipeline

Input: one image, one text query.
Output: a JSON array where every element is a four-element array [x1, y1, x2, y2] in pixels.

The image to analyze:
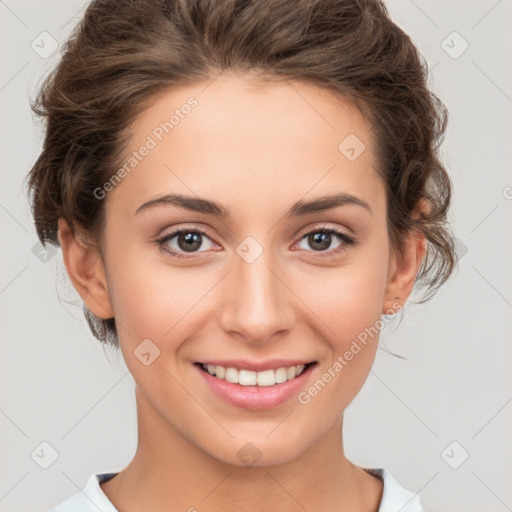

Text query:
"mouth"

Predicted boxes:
[[195, 361, 316, 386], [194, 360, 318, 411]]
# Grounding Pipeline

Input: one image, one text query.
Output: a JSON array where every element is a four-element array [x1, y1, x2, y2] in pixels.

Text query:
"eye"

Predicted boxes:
[[155, 225, 357, 260], [156, 228, 216, 258], [295, 226, 356, 256]]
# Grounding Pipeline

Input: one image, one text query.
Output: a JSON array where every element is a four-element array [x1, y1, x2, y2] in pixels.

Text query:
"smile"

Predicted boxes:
[[195, 359, 318, 410], [199, 362, 314, 387]]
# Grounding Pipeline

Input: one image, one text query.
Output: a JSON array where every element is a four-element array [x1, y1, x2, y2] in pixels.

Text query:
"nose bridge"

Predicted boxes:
[[219, 238, 294, 343]]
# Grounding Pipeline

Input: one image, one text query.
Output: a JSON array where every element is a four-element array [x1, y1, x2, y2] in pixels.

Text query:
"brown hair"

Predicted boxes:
[[25, 0, 457, 350]]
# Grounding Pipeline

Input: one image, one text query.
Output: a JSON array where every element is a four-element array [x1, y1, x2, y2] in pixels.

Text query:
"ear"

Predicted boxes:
[[382, 201, 429, 315], [57, 218, 114, 319]]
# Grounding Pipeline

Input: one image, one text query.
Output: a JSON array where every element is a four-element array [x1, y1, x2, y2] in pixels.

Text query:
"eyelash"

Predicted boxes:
[[155, 225, 357, 259]]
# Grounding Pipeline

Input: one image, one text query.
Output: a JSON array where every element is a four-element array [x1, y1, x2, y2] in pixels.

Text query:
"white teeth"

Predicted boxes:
[[275, 367, 287, 384], [225, 367, 238, 383], [201, 363, 310, 386], [238, 369, 257, 386], [256, 369, 275, 387]]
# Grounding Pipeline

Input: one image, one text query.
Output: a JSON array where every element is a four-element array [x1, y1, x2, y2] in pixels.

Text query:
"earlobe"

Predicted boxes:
[[57, 218, 114, 320]]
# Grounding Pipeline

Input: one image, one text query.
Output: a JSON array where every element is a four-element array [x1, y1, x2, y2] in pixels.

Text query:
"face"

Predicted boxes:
[[84, 73, 401, 466]]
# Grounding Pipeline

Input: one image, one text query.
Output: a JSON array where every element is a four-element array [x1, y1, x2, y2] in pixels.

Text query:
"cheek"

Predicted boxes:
[[112, 266, 205, 339], [107, 259, 209, 394], [299, 258, 388, 347], [292, 252, 389, 404], [294, 272, 385, 420], [105, 247, 205, 345]]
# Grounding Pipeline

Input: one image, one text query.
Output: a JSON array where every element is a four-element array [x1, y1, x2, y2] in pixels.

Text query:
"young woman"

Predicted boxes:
[[27, 0, 456, 510]]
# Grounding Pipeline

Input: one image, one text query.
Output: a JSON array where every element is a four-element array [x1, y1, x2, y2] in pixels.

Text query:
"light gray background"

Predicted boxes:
[[1, 1, 511, 511]]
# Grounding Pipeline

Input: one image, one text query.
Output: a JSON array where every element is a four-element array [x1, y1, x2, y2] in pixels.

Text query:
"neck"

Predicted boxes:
[[100, 386, 383, 512]]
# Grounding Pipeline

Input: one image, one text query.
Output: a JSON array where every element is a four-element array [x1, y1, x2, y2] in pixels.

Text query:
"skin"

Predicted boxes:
[[58, 72, 427, 512]]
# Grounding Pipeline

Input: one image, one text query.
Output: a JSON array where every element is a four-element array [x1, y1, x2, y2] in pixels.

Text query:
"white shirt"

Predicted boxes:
[[49, 467, 424, 512]]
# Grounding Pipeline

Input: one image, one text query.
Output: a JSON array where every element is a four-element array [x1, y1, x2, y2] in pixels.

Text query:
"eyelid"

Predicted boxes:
[[158, 223, 216, 241], [294, 223, 354, 242]]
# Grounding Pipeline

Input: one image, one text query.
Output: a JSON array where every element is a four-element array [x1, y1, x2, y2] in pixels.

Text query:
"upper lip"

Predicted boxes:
[[196, 359, 316, 372]]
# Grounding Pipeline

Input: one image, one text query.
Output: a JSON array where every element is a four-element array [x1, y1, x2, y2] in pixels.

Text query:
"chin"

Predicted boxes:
[[203, 429, 317, 469]]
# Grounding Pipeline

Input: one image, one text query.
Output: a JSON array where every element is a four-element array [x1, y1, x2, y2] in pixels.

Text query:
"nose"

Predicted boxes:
[[219, 247, 296, 345]]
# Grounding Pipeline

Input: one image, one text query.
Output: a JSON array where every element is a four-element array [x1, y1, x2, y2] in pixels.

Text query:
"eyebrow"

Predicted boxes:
[[134, 192, 372, 218]]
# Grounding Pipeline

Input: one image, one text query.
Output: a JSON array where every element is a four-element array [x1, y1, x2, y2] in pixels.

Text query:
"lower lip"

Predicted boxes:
[[195, 364, 315, 411]]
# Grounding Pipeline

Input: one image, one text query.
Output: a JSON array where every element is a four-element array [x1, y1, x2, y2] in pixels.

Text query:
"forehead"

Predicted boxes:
[[108, 73, 384, 220]]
